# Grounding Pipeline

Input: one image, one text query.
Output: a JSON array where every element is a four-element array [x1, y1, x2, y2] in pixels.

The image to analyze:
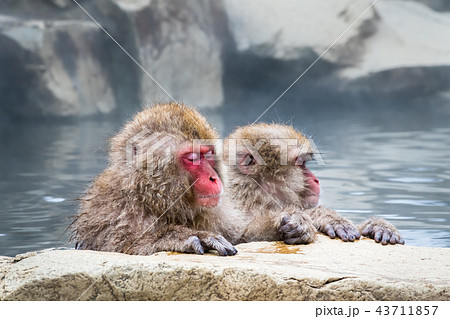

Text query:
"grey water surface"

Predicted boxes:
[[1, 104, 449, 256]]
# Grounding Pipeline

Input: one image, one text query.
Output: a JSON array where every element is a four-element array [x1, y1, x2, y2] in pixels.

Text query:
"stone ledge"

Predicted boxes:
[[1, 235, 449, 301]]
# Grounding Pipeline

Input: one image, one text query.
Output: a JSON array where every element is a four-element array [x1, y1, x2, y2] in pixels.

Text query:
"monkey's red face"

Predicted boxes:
[[180, 145, 223, 207], [301, 164, 321, 206], [294, 155, 321, 207]]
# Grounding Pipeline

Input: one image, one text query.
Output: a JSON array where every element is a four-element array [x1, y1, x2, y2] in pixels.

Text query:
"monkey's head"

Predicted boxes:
[[108, 103, 224, 216], [225, 123, 320, 210]]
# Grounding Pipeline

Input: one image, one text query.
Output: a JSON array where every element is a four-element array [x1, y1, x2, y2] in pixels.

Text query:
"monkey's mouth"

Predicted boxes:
[[198, 194, 220, 199], [197, 194, 221, 207]]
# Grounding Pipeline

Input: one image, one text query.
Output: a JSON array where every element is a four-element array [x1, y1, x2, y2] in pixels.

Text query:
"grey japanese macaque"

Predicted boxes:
[[71, 103, 239, 256], [224, 123, 404, 245]]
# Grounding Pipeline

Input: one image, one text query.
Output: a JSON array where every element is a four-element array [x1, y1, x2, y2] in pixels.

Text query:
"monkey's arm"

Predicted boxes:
[[240, 207, 316, 244], [130, 224, 237, 256], [304, 206, 361, 242], [357, 217, 404, 245], [238, 211, 281, 243]]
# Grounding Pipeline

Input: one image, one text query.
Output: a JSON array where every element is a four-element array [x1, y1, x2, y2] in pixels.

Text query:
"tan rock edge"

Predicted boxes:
[[1, 235, 449, 301]]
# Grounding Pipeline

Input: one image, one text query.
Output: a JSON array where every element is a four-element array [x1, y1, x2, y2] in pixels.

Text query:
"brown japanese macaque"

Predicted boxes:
[[224, 123, 404, 245], [71, 103, 239, 256]]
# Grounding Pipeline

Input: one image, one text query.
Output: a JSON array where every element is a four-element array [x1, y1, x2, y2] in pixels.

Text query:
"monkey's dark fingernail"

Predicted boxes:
[[399, 238, 405, 245], [374, 231, 382, 242], [224, 245, 237, 256], [324, 225, 335, 238], [355, 231, 361, 239], [390, 235, 398, 244], [348, 235, 355, 242], [382, 232, 390, 244], [336, 229, 347, 241]]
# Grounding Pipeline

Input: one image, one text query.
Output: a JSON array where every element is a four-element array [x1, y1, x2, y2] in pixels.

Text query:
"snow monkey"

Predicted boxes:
[[224, 123, 404, 245], [71, 103, 239, 256]]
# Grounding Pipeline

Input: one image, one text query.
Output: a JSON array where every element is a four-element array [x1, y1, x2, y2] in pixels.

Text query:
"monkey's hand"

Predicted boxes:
[[279, 214, 317, 245], [358, 217, 405, 245], [306, 206, 360, 242], [321, 218, 361, 242], [184, 234, 238, 256]]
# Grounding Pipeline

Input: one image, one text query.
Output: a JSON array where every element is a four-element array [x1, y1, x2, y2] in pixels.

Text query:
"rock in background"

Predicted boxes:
[[0, 0, 225, 118], [95, 0, 225, 110], [1, 0, 450, 118], [408, 0, 450, 11], [222, 0, 450, 110], [0, 15, 116, 117]]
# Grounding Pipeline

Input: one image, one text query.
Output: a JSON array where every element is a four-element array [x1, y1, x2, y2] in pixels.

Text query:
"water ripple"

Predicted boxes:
[[388, 177, 444, 183], [385, 199, 447, 207]]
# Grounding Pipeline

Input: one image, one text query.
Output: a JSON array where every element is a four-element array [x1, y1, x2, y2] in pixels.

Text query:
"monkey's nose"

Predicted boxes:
[[314, 178, 319, 185], [209, 176, 217, 183]]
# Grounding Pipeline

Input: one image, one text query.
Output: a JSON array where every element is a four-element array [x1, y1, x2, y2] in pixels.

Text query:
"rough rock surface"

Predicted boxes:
[[224, 0, 379, 64], [97, 0, 224, 109], [339, 1, 450, 99], [0, 15, 116, 117], [223, 0, 450, 107], [1, 236, 449, 301], [0, 0, 225, 118]]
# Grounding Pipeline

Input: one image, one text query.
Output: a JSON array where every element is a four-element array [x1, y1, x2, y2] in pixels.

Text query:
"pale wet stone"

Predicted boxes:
[[1, 236, 449, 301]]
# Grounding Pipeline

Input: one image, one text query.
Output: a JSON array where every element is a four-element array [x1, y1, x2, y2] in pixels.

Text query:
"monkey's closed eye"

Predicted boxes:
[[186, 153, 200, 161], [203, 150, 214, 161], [242, 154, 256, 166], [295, 154, 314, 166]]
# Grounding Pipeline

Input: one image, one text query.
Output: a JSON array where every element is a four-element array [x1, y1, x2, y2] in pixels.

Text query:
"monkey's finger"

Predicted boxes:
[[283, 228, 303, 239], [346, 227, 359, 242], [361, 224, 374, 237], [280, 216, 291, 227], [335, 227, 349, 241], [345, 225, 360, 240], [380, 231, 391, 245], [284, 235, 314, 245], [185, 236, 204, 255], [389, 233, 404, 245], [217, 236, 238, 255], [284, 237, 306, 245], [348, 232, 357, 242], [279, 223, 295, 234], [323, 225, 336, 239], [389, 234, 399, 244], [373, 231, 383, 243], [203, 237, 229, 256]]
